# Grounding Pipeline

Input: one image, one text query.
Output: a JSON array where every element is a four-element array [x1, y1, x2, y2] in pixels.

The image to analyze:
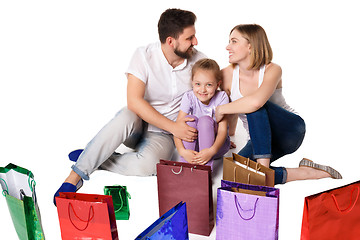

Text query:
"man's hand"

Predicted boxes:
[[172, 117, 198, 142]]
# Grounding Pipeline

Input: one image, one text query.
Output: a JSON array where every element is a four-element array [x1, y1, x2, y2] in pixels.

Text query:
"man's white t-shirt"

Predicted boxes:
[[125, 42, 206, 133]]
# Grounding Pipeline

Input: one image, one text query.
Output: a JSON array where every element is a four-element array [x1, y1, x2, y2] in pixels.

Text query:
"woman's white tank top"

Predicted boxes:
[[230, 64, 297, 136]]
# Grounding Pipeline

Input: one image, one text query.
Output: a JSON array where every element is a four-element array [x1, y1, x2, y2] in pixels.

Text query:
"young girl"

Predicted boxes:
[[174, 58, 230, 168], [216, 24, 342, 184]]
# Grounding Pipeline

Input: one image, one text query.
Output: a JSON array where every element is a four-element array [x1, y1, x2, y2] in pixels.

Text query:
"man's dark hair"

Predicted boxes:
[[158, 8, 196, 43]]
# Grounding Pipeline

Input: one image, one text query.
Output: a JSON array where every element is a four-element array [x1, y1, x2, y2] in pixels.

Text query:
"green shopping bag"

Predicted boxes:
[[0, 163, 45, 240], [104, 185, 131, 220]]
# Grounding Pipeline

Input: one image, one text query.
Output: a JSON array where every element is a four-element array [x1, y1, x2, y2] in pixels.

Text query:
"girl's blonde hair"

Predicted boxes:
[[231, 24, 273, 70], [191, 58, 222, 83]]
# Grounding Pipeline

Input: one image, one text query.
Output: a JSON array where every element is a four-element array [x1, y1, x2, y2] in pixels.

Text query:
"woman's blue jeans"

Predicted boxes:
[[238, 101, 306, 184]]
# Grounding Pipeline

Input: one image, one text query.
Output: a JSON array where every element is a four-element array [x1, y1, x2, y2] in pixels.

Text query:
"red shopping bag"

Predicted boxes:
[[56, 192, 118, 240], [157, 159, 214, 236], [301, 180, 360, 240]]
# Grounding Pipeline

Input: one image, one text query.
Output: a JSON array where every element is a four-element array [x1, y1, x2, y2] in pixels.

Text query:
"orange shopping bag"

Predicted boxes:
[[56, 192, 118, 240]]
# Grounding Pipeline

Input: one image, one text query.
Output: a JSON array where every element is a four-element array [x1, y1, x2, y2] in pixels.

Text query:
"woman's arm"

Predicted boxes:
[[220, 66, 233, 96], [216, 63, 282, 121]]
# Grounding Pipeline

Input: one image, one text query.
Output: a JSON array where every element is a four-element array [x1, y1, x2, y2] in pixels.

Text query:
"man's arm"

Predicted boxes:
[[127, 74, 197, 141]]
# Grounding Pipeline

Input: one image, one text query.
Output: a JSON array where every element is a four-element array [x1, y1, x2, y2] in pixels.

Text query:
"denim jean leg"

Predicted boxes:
[[246, 107, 272, 159], [238, 140, 254, 160], [264, 101, 306, 161], [271, 166, 288, 184]]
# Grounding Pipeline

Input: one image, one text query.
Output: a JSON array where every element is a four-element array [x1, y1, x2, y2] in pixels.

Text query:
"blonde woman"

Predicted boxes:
[[216, 24, 341, 184]]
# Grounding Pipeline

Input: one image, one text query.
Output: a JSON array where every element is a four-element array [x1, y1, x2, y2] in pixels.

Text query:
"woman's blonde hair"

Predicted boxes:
[[191, 58, 222, 83], [231, 24, 273, 70]]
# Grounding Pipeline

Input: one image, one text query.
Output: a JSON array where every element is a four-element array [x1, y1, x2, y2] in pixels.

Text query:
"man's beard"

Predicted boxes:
[[174, 46, 194, 59]]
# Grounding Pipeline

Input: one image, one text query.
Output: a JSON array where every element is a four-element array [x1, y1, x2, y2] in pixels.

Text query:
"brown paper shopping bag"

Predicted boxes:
[[223, 153, 274, 187]]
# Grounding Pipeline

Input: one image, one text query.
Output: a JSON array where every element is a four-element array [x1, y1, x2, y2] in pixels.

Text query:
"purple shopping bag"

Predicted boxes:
[[216, 180, 280, 240]]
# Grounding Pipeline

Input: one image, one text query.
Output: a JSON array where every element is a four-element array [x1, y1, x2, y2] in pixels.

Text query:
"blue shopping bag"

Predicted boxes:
[[135, 201, 189, 240]]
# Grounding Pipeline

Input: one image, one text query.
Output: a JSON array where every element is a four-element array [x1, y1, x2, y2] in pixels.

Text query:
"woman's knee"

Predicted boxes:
[[246, 107, 268, 122], [285, 119, 306, 153]]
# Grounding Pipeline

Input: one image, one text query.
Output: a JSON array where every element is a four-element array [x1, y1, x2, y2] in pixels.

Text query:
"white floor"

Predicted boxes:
[[0, 124, 355, 240]]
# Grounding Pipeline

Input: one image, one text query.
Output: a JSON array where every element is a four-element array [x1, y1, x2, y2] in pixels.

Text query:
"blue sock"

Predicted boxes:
[[68, 149, 83, 162], [53, 182, 77, 206]]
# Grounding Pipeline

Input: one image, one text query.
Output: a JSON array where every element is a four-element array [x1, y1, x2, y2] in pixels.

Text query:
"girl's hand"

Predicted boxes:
[[181, 149, 199, 164], [193, 148, 215, 165]]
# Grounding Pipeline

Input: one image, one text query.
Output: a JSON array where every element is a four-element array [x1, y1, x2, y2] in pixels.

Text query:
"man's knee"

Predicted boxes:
[[116, 107, 142, 126]]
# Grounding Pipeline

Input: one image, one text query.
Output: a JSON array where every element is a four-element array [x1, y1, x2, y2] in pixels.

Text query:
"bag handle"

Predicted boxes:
[[234, 195, 259, 221], [27, 174, 38, 203], [331, 185, 360, 214], [255, 162, 261, 173], [170, 162, 201, 175], [68, 202, 95, 231], [0, 178, 9, 196], [28, 174, 36, 193], [105, 186, 131, 213], [233, 167, 251, 184], [171, 166, 183, 175]]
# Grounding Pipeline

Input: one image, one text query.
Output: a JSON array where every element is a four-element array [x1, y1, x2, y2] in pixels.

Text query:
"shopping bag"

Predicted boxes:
[[135, 201, 189, 240], [216, 180, 279, 240], [157, 159, 214, 236], [104, 185, 131, 220], [223, 153, 275, 187], [0, 163, 45, 240], [301, 180, 360, 240], [56, 192, 119, 240]]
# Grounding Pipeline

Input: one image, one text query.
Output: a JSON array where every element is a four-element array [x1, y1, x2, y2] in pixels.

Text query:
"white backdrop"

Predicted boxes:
[[1, 0, 359, 239]]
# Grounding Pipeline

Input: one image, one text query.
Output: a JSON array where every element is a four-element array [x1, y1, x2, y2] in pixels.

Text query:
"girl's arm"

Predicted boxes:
[[216, 63, 282, 121], [228, 114, 238, 136], [173, 110, 198, 163]]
